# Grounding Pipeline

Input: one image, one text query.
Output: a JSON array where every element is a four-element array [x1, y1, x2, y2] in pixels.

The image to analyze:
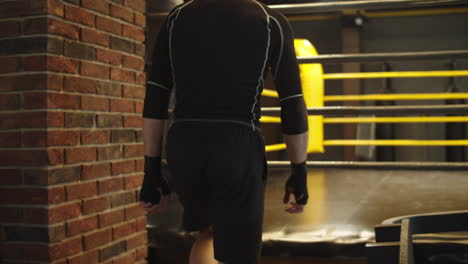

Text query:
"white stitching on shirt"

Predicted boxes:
[[168, 1, 194, 84], [168, 1, 194, 106], [147, 81, 169, 91], [270, 16, 284, 80], [279, 94, 303, 103], [251, 1, 271, 131]]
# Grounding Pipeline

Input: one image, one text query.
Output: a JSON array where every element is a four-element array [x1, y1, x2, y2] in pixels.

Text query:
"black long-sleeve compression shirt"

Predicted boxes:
[[143, 0, 308, 135]]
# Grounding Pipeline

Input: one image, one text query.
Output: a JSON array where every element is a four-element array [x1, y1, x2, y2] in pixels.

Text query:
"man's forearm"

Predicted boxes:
[[284, 131, 308, 164], [143, 118, 166, 157]]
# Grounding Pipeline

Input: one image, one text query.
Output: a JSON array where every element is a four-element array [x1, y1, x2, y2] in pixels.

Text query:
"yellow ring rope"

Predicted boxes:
[[324, 70, 468, 80], [261, 116, 468, 124], [262, 41, 468, 153], [324, 140, 468, 146], [325, 116, 468, 123], [265, 140, 468, 152], [325, 93, 468, 101]]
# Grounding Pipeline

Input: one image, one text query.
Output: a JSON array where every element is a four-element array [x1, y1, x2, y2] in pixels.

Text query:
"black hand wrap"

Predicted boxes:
[[139, 156, 171, 204], [283, 161, 308, 205]]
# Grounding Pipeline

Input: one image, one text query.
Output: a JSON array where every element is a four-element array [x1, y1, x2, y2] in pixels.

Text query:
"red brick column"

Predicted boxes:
[[0, 0, 148, 263]]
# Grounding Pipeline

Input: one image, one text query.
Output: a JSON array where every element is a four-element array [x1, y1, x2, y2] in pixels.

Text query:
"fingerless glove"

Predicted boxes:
[[139, 156, 170, 204], [283, 161, 308, 205]]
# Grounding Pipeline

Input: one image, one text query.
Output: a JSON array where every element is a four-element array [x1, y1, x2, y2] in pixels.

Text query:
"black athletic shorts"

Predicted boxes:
[[165, 120, 268, 264]]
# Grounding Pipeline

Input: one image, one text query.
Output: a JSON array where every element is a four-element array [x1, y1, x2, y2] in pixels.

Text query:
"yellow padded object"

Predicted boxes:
[[294, 39, 324, 153]]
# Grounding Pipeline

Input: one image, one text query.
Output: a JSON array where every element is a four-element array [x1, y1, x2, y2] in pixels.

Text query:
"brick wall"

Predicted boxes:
[[0, 0, 148, 263]]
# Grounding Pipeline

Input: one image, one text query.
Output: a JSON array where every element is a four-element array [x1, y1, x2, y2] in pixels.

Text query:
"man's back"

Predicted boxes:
[[171, 0, 270, 122], [145, 0, 304, 130]]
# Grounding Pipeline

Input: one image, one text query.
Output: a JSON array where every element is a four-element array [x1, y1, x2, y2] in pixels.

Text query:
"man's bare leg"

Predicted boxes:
[[189, 226, 218, 264]]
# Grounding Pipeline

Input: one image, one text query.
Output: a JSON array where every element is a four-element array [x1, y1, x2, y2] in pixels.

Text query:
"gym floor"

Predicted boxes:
[[149, 168, 468, 263], [262, 168, 468, 244]]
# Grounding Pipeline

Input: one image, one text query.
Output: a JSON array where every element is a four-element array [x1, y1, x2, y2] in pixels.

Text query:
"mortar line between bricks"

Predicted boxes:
[[0, 89, 145, 101], [0, 129, 141, 134], [58, 229, 143, 252], [0, 48, 145, 60], [79, 0, 147, 18], [0, 185, 51, 189], [0, 14, 49, 23], [0, 91, 144, 102], [0, 70, 146, 87], [3, 198, 109, 210], [0, 34, 146, 59], [37, 128, 144, 132], [79, 196, 140, 209], [0, 31, 136, 45], [1, 222, 65, 228], [0, 108, 142, 115], [0, 177, 144, 192], [0, 127, 144, 133], [102, 199, 142, 212], [116, 248, 145, 261], [2, 159, 143, 170], [49, 33, 146, 57], [0, 34, 50, 41], [0, 143, 142, 150], [0, 59, 145, 79], [0, 90, 146, 100], [90, 197, 141, 209], [65, 212, 140, 224], [0, 89, 143, 101], [0, 50, 146, 73], [0, 157, 145, 170], [86, 224, 135, 237], [72, 232, 143, 259], [0, 108, 144, 114], [0, 191, 143, 214], [99, 248, 143, 264], [54, 7, 146, 32], [63, 1, 146, 24], [0, 109, 144, 115], [126, 230, 147, 237], [52, 48, 146, 72], [0, 172, 142, 188], [47, 13, 146, 41]]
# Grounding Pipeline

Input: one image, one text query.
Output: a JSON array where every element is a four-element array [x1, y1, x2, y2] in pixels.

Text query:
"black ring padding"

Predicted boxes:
[[298, 50, 468, 64], [261, 105, 468, 116], [374, 210, 468, 242], [267, 161, 468, 170], [269, 0, 468, 15], [382, 210, 468, 225]]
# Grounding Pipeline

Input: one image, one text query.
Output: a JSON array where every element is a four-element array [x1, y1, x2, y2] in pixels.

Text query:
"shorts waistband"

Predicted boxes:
[[172, 118, 261, 132]]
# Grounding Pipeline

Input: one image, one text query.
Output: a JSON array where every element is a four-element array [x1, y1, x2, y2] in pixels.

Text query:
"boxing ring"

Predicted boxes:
[[147, 1, 468, 263], [148, 44, 468, 263]]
